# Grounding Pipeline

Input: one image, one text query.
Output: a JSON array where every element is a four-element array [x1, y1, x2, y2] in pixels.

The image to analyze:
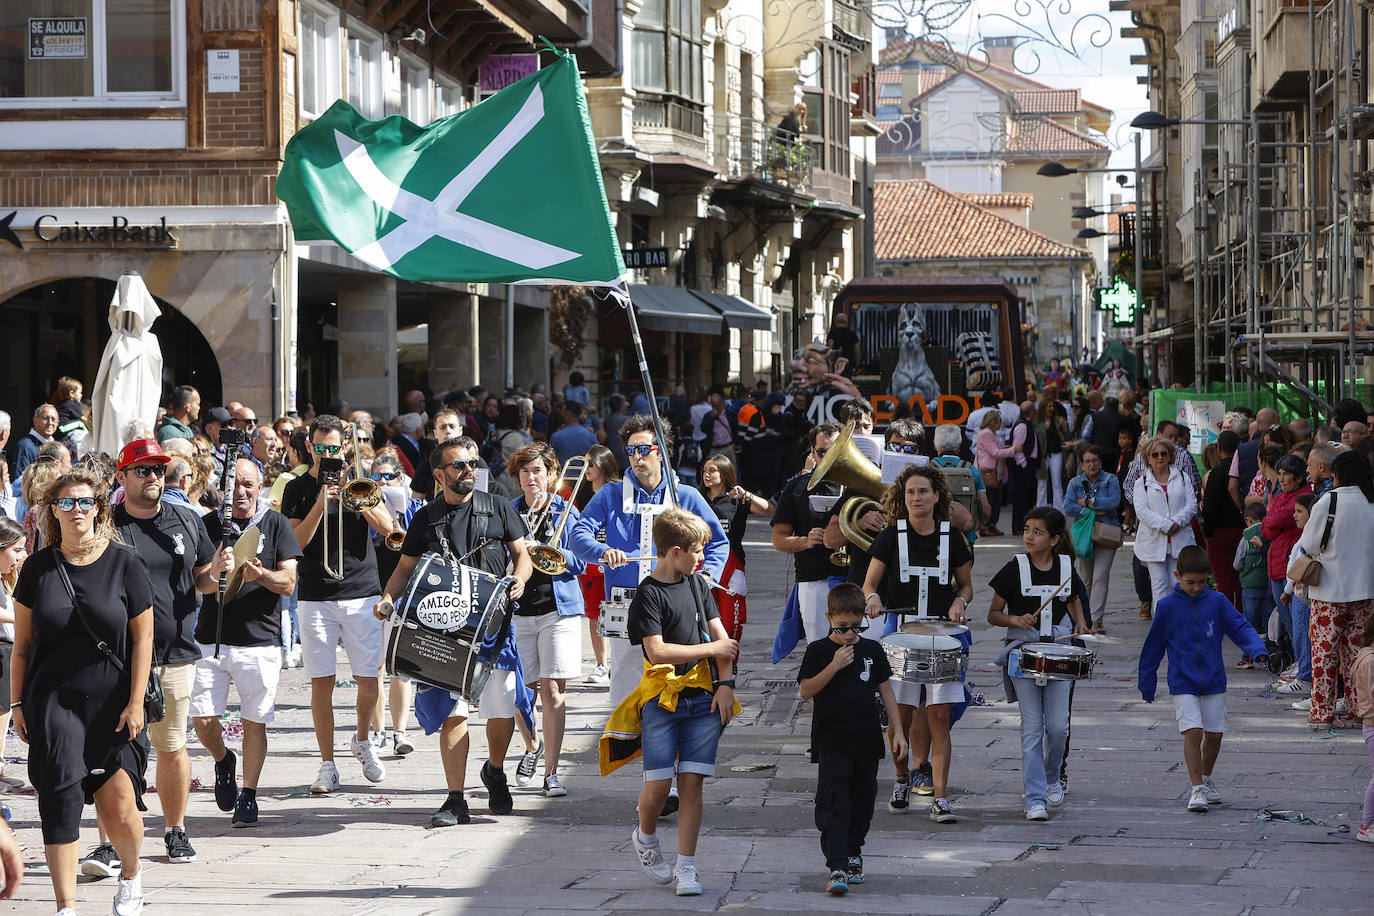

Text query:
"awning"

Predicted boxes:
[[626, 284, 724, 335], [689, 290, 773, 331]]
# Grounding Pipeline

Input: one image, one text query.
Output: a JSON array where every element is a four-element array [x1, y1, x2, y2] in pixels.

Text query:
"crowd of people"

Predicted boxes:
[[0, 370, 1372, 912]]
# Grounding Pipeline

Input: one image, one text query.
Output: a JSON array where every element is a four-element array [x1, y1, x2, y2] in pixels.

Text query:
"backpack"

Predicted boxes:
[[936, 461, 983, 529]]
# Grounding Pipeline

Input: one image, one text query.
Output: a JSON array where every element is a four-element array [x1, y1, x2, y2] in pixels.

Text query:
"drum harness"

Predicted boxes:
[[896, 519, 950, 626], [1015, 554, 1073, 640], [428, 490, 515, 656]]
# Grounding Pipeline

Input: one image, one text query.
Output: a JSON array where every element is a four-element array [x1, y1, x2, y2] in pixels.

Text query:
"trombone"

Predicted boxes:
[[321, 423, 386, 578], [319, 456, 346, 580], [385, 513, 406, 551], [527, 456, 589, 576], [342, 422, 383, 511]]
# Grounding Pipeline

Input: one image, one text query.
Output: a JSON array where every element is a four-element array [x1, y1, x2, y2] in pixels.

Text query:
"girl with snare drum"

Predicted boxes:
[[987, 507, 1089, 822]]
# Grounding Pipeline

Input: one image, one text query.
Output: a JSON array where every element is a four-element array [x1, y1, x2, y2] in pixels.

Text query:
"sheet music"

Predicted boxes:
[[881, 451, 930, 483]]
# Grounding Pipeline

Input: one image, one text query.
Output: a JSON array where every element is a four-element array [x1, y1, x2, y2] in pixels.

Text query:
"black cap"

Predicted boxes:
[[205, 407, 232, 424]]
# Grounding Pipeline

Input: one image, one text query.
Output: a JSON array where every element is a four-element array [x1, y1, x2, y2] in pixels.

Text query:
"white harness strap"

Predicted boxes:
[[897, 519, 950, 619], [623, 477, 669, 583], [1016, 554, 1072, 637]]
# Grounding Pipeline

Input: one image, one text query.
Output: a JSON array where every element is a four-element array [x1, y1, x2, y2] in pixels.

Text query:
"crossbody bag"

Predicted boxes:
[[1287, 492, 1337, 587]]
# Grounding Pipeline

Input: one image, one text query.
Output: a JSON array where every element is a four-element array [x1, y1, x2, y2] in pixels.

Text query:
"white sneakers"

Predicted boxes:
[[113, 871, 144, 915], [1200, 778, 1222, 805], [1045, 781, 1065, 807], [310, 761, 341, 794], [1273, 679, 1310, 696], [587, 664, 610, 686], [350, 736, 386, 783], [1025, 804, 1049, 821], [1187, 785, 1210, 813], [631, 828, 672, 884], [674, 863, 702, 896]]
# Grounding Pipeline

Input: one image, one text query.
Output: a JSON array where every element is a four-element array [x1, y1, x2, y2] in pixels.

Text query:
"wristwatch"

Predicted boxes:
[[717, 679, 736, 689]]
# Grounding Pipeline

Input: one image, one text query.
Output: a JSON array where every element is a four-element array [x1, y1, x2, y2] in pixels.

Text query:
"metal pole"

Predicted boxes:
[[505, 284, 515, 391], [621, 292, 680, 507], [1194, 168, 1205, 391], [1134, 132, 1146, 385]]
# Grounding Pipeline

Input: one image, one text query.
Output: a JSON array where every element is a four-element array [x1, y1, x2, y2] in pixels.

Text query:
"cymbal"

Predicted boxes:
[[223, 525, 262, 603], [1055, 632, 1124, 646]]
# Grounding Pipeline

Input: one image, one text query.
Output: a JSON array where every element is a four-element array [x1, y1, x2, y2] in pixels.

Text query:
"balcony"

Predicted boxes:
[[1118, 211, 1162, 269], [631, 94, 708, 161], [1256, 0, 1325, 102], [714, 118, 814, 195]]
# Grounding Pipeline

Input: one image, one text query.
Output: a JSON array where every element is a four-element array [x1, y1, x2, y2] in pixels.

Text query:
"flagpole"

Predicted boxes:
[[619, 289, 680, 508]]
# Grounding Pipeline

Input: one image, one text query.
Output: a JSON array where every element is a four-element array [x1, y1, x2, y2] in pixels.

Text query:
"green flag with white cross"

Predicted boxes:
[[276, 50, 625, 285]]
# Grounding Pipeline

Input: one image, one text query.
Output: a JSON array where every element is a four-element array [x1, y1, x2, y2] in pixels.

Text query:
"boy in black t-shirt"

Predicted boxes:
[[799, 583, 906, 895], [625, 509, 739, 898]]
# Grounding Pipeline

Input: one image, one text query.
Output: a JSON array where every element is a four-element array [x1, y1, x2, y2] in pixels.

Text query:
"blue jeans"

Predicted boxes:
[[640, 690, 724, 782], [281, 587, 300, 651], [1270, 578, 1309, 679], [1016, 678, 1072, 808], [1241, 587, 1271, 645]]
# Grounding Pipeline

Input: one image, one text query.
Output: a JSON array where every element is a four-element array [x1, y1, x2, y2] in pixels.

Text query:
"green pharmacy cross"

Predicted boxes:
[[1097, 279, 1139, 327]]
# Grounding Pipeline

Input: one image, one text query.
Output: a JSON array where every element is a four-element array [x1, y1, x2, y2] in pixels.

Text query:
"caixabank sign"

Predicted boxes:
[[0, 210, 178, 249]]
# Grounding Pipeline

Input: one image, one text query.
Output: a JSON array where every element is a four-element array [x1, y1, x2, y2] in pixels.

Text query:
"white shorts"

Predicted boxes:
[[444, 668, 517, 721], [514, 612, 583, 683], [1173, 693, 1227, 733], [891, 678, 964, 708], [299, 597, 382, 679], [189, 644, 283, 724]]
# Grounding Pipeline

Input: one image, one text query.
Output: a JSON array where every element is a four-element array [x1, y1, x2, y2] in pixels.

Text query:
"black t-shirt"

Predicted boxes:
[[868, 521, 974, 616], [513, 495, 557, 617], [627, 574, 720, 677], [281, 472, 381, 602], [772, 473, 838, 582], [987, 555, 1088, 628], [113, 501, 216, 666], [400, 492, 527, 578], [195, 511, 303, 647], [827, 325, 860, 358], [798, 635, 891, 758], [706, 491, 750, 562]]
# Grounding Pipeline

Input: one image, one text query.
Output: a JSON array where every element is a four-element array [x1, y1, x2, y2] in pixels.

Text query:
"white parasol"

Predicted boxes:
[[92, 271, 165, 456]]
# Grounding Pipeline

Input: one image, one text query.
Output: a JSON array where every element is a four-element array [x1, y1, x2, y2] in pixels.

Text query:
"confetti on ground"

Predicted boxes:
[[1255, 808, 1350, 836], [969, 692, 992, 707], [730, 764, 774, 773], [348, 795, 392, 807], [1029, 843, 1063, 851], [336, 679, 357, 688]]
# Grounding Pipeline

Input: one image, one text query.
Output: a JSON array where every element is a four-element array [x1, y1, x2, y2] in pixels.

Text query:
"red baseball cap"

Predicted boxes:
[[117, 438, 172, 471]]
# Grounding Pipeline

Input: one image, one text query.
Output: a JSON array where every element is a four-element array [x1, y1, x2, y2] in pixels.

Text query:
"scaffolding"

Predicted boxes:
[[1194, 0, 1374, 415]]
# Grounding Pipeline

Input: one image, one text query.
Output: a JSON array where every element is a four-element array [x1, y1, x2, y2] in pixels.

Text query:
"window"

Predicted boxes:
[[434, 76, 462, 120], [399, 54, 429, 124], [631, 0, 703, 102], [801, 41, 851, 176], [0, 0, 183, 105], [876, 104, 902, 120], [299, 1, 340, 118], [878, 83, 902, 99], [346, 27, 382, 119]]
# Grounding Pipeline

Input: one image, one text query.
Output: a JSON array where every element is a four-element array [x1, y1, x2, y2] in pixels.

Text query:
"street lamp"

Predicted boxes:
[[1131, 109, 1252, 129], [1076, 227, 1106, 240], [1037, 161, 1131, 178]]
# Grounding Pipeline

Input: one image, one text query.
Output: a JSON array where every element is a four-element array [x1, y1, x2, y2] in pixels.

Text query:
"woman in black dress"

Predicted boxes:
[[11, 468, 154, 916], [699, 453, 774, 649]]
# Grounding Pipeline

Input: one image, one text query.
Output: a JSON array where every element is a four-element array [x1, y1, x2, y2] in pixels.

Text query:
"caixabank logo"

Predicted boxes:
[[0, 211, 20, 250]]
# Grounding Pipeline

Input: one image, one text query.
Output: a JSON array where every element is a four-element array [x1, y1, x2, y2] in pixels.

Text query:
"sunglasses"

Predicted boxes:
[[625, 444, 659, 457], [371, 471, 400, 481], [231, 418, 257, 427], [54, 496, 97, 512], [129, 465, 166, 478], [447, 458, 480, 471], [312, 444, 343, 456], [887, 443, 919, 454], [828, 625, 863, 635], [1150, 451, 1170, 458]]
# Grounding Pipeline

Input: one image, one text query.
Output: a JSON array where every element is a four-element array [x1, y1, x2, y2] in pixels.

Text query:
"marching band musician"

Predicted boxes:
[[773, 423, 844, 646], [377, 437, 532, 828], [508, 443, 587, 798], [862, 465, 974, 825], [281, 415, 396, 796], [569, 415, 728, 710]]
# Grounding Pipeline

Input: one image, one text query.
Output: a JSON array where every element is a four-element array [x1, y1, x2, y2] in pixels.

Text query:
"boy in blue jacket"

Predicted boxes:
[[1138, 546, 1267, 813]]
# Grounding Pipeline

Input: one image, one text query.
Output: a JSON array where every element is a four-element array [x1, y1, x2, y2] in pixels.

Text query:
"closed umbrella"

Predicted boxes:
[[92, 271, 164, 456]]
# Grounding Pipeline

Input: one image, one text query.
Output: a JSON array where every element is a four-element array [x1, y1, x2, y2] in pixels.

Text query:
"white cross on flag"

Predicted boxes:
[[276, 50, 625, 285]]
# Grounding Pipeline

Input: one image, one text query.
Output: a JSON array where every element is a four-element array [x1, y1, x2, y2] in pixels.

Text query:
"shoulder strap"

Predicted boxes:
[[1319, 491, 1337, 554], [56, 558, 127, 674]]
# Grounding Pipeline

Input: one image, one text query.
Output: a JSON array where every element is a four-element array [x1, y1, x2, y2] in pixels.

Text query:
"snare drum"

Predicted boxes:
[[385, 554, 514, 705], [598, 600, 631, 639], [1010, 642, 1096, 685], [881, 632, 968, 685]]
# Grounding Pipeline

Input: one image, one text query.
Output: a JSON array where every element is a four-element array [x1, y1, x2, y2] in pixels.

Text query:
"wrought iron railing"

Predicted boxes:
[[631, 94, 706, 138], [714, 117, 813, 192]]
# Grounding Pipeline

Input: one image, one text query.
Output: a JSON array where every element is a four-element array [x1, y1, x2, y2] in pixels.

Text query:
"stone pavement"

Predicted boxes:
[[3, 520, 1372, 914]]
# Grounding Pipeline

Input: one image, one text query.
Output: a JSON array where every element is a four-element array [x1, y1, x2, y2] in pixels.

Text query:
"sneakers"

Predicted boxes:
[[214, 749, 238, 812], [930, 797, 958, 823], [1025, 804, 1049, 821], [826, 869, 849, 895], [543, 773, 567, 797], [631, 828, 672, 884], [674, 862, 702, 896], [587, 663, 610, 685], [393, 731, 415, 756], [913, 761, 935, 796], [660, 786, 679, 817], [165, 826, 196, 863], [1272, 679, 1310, 695], [846, 856, 864, 884], [481, 761, 513, 815], [516, 741, 543, 787], [1358, 824, 1374, 843], [1336, 698, 1348, 717], [113, 871, 144, 915], [79, 842, 120, 878], [232, 789, 259, 828], [1187, 785, 1210, 813], [350, 736, 387, 783], [430, 792, 470, 828], [888, 778, 912, 814], [310, 760, 341, 794], [1045, 780, 1065, 807], [1201, 778, 1222, 805], [0, 769, 23, 790], [370, 730, 388, 749], [1292, 697, 1312, 711], [1235, 657, 1253, 669]]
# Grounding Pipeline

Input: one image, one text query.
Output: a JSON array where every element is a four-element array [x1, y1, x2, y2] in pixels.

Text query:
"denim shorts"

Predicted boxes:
[[640, 690, 724, 782]]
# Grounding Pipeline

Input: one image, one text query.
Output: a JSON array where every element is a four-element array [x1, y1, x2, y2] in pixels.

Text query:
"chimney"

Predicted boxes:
[[984, 36, 1018, 71]]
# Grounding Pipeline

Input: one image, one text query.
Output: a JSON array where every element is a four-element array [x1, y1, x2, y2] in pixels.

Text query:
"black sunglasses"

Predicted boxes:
[[371, 471, 401, 481], [887, 443, 919, 454], [829, 625, 863, 635], [625, 444, 659, 457], [447, 458, 480, 471], [130, 465, 166, 479]]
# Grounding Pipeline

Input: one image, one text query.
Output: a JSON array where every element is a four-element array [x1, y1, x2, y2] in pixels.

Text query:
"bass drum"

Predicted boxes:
[[385, 553, 513, 705]]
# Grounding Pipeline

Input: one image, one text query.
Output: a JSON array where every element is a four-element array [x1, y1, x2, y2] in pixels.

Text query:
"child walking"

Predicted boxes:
[[1233, 501, 1271, 670], [1276, 493, 1316, 704], [1354, 613, 1374, 843], [987, 507, 1089, 821], [618, 509, 740, 896], [0, 518, 25, 789], [1139, 546, 1268, 812], [799, 583, 906, 894]]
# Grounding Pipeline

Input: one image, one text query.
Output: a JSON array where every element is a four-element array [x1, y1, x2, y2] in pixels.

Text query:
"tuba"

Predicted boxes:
[[527, 457, 589, 576], [808, 421, 888, 558]]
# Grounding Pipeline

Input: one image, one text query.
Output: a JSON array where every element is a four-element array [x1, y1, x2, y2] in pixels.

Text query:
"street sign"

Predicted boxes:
[[29, 17, 87, 59], [623, 247, 669, 269], [478, 55, 539, 94]]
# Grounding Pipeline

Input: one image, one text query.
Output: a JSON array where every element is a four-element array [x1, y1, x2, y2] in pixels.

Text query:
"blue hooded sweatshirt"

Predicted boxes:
[[1138, 583, 1267, 701]]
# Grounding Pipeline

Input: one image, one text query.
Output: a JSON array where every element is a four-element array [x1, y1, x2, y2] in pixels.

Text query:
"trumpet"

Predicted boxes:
[[527, 456, 589, 577], [341, 422, 382, 512]]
